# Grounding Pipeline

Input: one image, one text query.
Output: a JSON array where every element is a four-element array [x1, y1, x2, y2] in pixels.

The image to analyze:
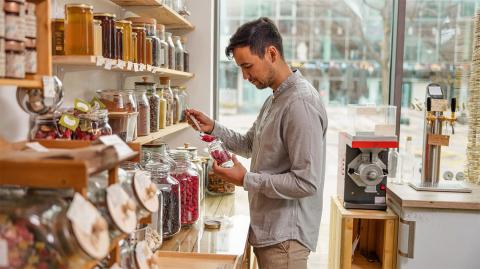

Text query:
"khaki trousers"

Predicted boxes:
[[253, 240, 310, 269]]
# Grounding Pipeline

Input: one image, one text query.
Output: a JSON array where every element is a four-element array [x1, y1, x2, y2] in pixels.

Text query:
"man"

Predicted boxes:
[[185, 17, 328, 269]]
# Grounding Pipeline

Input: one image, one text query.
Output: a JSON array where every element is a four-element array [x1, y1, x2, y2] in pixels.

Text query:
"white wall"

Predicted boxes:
[[0, 0, 215, 148]]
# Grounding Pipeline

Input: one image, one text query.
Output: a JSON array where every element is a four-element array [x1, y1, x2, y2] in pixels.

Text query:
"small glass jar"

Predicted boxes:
[[166, 32, 175, 70], [159, 77, 174, 126], [181, 36, 190, 72], [134, 87, 151, 136], [158, 88, 167, 129], [52, 19, 65, 55], [74, 109, 112, 141], [65, 4, 94, 55], [156, 24, 169, 69], [177, 144, 205, 201], [30, 114, 60, 140], [206, 159, 236, 195], [132, 26, 146, 64], [178, 87, 188, 122], [5, 40, 25, 79], [4, 1, 25, 42], [25, 37, 36, 74], [170, 150, 200, 226], [136, 77, 159, 132], [145, 162, 181, 239], [146, 37, 153, 65], [173, 35, 184, 71], [132, 32, 138, 63], [172, 86, 181, 124], [117, 20, 133, 61], [93, 19, 103, 56], [97, 89, 137, 112], [93, 13, 116, 59], [116, 26, 124, 60], [207, 139, 234, 168], [24, 2, 36, 39]]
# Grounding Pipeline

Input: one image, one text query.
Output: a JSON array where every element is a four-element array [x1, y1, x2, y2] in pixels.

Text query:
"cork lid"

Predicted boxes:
[[156, 24, 165, 32], [118, 20, 133, 25], [4, 2, 21, 13], [159, 77, 170, 84], [52, 18, 65, 22], [106, 184, 137, 234], [5, 40, 25, 52], [93, 13, 116, 18], [135, 76, 156, 86], [132, 171, 159, 213], [93, 19, 101, 25], [126, 17, 157, 25], [25, 38, 36, 49]]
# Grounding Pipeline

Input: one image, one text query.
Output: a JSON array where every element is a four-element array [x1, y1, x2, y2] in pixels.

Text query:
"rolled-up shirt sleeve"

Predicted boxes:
[[243, 99, 325, 199]]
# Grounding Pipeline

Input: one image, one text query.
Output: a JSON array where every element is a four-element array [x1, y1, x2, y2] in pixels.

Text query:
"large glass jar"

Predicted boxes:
[[93, 13, 116, 59], [116, 20, 133, 61], [134, 88, 150, 136], [125, 18, 160, 67], [170, 151, 199, 226], [146, 162, 181, 239], [132, 26, 146, 64], [52, 19, 65, 55], [97, 89, 137, 112], [136, 77, 159, 132], [74, 109, 112, 140], [177, 144, 205, 201], [158, 88, 167, 129], [65, 4, 94, 55], [156, 24, 168, 68], [173, 35, 184, 71], [178, 86, 188, 122], [166, 32, 175, 70], [159, 77, 174, 126], [30, 113, 60, 140]]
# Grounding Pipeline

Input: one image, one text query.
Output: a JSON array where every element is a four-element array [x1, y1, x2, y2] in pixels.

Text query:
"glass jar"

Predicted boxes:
[[25, 2, 36, 39], [178, 87, 188, 122], [134, 87, 151, 136], [136, 77, 159, 133], [207, 139, 234, 168], [172, 86, 182, 124], [127, 18, 161, 67], [88, 182, 138, 238], [4, 1, 25, 42], [145, 37, 153, 65], [159, 77, 174, 126], [173, 36, 184, 71], [156, 24, 169, 69], [116, 26, 123, 60], [177, 144, 205, 201], [5, 40, 25, 79], [166, 32, 175, 70], [117, 20, 133, 61], [93, 19, 102, 56], [30, 113, 60, 140], [171, 151, 200, 226], [158, 88, 167, 129], [132, 32, 138, 63], [206, 159, 236, 195], [25, 37, 36, 74], [181, 36, 189, 72], [65, 4, 94, 55], [74, 109, 112, 141], [132, 26, 146, 64], [93, 13, 116, 59], [97, 89, 137, 112], [52, 19, 65, 55]]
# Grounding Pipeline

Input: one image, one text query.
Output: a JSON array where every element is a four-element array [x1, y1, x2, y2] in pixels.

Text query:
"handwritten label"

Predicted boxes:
[[146, 65, 153, 72], [139, 64, 146, 71], [67, 194, 97, 235], [428, 134, 450, 146], [42, 76, 56, 98], [104, 59, 114, 70], [96, 56, 106, 66], [99, 135, 134, 159], [127, 61, 133, 70], [133, 63, 139, 72], [116, 60, 126, 69]]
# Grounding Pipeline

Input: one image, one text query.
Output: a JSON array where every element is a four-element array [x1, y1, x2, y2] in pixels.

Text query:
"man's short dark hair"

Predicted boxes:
[[225, 17, 284, 59]]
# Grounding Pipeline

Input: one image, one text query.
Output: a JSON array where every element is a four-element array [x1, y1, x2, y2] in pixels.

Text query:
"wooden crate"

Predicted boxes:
[[328, 197, 398, 269]]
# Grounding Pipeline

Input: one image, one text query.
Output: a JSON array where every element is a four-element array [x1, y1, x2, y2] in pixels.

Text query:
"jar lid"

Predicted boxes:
[[143, 139, 167, 148], [170, 150, 190, 161], [135, 241, 156, 269], [135, 76, 155, 86], [5, 40, 25, 52], [116, 26, 123, 30], [132, 32, 138, 36], [93, 19, 101, 25], [93, 12, 116, 18], [126, 17, 157, 25], [156, 24, 165, 32], [166, 32, 172, 37], [65, 4, 93, 9], [159, 77, 170, 84], [25, 38, 36, 49], [4, 2, 21, 13], [52, 18, 65, 22], [146, 37, 152, 41], [118, 20, 133, 25], [106, 184, 137, 234], [181, 36, 188, 43], [177, 143, 197, 152], [132, 26, 146, 30], [132, 171, 159, 213]]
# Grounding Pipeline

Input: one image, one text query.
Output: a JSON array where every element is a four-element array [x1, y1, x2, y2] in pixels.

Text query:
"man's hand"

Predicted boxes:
[[212, 155, 247, 186], [185, 109, 215, 133]]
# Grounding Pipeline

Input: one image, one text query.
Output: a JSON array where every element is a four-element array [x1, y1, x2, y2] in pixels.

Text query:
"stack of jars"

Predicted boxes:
[[2, 0, 37, 78]]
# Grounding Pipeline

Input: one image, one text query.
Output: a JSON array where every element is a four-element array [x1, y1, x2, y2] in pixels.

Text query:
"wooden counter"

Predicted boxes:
[[156, 190, 251, 269], [387, 182, 480, 210]]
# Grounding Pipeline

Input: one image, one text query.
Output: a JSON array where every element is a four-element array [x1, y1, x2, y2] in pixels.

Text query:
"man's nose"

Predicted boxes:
[[241, 69, 250, 80]]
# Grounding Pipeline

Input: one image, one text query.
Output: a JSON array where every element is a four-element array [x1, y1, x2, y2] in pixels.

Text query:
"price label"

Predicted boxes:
[[127, 61, 133, 70], [146, 65, 153, 72], [139, 64, 146, 71], [133, 63, 139, 72], [428, 134, 450, 146], [96, 56, 106, 66], [99, 135, 134, 159], [67, 194, 98, 235], [42, 76, 56, 98], [104, 59, 114, 70]]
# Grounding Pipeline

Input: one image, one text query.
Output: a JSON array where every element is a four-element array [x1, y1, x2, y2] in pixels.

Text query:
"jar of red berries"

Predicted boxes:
[[30, 114, 61, 140], [207, 139, 234, 168]]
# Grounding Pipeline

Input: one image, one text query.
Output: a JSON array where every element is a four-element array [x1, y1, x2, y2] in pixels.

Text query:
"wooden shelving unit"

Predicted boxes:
[[110, 0, 194, 33], [133, 123, 190, 145], [53, 56, 194, 80], [0, 0, 51, 88]]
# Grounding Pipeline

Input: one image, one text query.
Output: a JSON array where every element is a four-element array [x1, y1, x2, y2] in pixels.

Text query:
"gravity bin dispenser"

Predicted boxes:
[[337, 105, 398, 210]]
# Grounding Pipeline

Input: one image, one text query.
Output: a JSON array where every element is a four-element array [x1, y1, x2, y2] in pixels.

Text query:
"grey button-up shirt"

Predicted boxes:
[[212, 70, 328, 251]]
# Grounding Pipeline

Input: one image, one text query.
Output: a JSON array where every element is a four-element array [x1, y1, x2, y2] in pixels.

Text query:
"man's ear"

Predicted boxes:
[[267, 46, 279, 63]]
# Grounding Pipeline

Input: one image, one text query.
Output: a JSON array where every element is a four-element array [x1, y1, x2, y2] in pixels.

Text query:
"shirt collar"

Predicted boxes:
[[273, 69, 301, 99]]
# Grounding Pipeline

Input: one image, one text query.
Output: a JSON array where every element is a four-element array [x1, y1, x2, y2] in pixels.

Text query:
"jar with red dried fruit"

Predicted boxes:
[[207, 139, 234, 168], [30, 114, 60, 140], [170, 150, 199, 226], [74, 109, 112, 141]]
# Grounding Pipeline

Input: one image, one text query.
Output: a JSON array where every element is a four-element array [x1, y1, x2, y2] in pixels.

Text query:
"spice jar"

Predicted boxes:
[[25, 37, 36, 74], [134, 86, 151, 136], [24, 2, 36, 38], [145, 162, 181, 239], [117, 20, 132, 61], [74, 109, 112, 141], [93, 19, 102, 56], [178, 87, 188, 122], [132, 32, 138, 63], [156, 24, 169, 69], [177, 143, 205, 201], [206, 138, 234, 168], [5, 40, 25, 79], [4, 0, 25, 42], [97, 89, 137, 112], [136, 77, 159, 132], [30, 113, 60, 140], [146, 37, 153, 65], [93, 13, 116, 59], [52, 19, 65, 55], [132, 26, 146, 64], [159, 77, 174, 126], [181, 36, 189, 72], [158, 88, 167, 129], [116, 26, 124, 60], [173, 36, 184, 71], [166, 32, 175, 69], [172, 86, 181, 124], [170, 150, 200, 226], [65, 4, 94, 55]]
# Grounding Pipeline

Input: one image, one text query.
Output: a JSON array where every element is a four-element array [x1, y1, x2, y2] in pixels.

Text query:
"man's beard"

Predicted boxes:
[[254, 68, 275, 90]]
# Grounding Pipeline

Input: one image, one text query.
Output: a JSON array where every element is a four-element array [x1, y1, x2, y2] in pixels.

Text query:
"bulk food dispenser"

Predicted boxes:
[[337, 105, 398, 210]]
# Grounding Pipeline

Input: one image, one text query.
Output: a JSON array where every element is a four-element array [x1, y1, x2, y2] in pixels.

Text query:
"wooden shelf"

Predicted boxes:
[[0, 78, 43, 88], [133, 123, 190, 144], [53, 55, 194, 80], [110, 0, 194, 33]]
